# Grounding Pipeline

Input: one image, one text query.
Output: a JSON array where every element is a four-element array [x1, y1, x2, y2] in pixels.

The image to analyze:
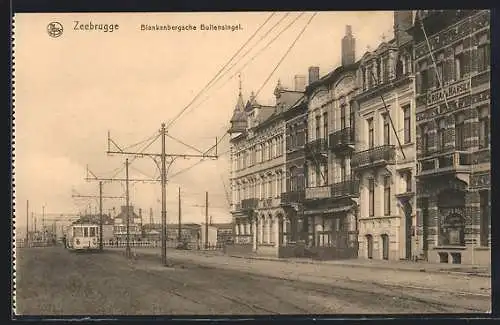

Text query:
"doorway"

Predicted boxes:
[[366, 234, 373, 259], [381, 234, 389, 260]]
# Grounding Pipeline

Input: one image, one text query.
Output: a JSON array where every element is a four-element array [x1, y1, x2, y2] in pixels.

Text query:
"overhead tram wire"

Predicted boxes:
[[108, 131, 161, 179], [184, 13, 292, 113], [182, 13, 307, 119], [169, 14, 315, 182], [167, 13, 308, 177], [254, 12, 316, 99], [165, 12, 276, 131]]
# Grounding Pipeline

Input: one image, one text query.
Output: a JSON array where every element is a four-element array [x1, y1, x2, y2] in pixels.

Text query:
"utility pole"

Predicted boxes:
[[205, 191, 208, 249], [178, 187, 182, 242], [150, 208, 153, 225], [42, 205, 45, 242], [26, 200, 29, 246], [106, 122, 218, 266], [99, 181, 103, 251], [125, 158, 131, 258], [160, 123, 167, 266], [72, 187, 124, 251]]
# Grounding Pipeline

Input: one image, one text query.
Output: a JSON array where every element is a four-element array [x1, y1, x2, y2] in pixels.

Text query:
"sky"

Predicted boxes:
[[13, 11, 395, 232]]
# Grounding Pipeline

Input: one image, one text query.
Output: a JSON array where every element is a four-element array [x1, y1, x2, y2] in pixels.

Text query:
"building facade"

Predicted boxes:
[[281, 84, 308, 244], [113, 205, 142, 240], [410, 10, 491, 265], [228, 79, 304, 256], [302, 26, 359, 259], [353, 11, 417, 261]]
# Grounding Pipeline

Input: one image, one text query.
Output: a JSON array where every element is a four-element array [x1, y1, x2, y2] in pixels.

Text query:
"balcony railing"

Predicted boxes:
[[280, 190, 305, 205], [331, 179, 359, 198], [241, 198, 259, 210], [305, 138, 328, 159], [329, 127, 355, 152], [305, 185, 331, 200], [258, 198, 281, 209], [418, 151, 472, 177], [351, 145, 396, 170]]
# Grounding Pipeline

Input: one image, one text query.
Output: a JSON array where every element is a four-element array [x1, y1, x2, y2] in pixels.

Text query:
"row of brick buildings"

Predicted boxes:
[[228, 10, 490, 265]]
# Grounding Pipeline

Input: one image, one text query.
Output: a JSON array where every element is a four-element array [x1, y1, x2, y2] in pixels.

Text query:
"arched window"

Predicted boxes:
[[437, 119, 446, 151]]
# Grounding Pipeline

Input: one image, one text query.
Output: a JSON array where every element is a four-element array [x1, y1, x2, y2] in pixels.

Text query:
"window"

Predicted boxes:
[[368, 179, 375, 217], [421, 69, 429, 91], [438, 119, 446, 151], [315, 116, 320, 139], [349, 102, 355, 130], [90, 227, 96, 237], [383, 56, 391, 81], [435, 62, 444, 87], [403, 105, 411, 143], [477, 43, 490, 72], [340, 158, 346, 181], [383, 114, 390, 145], [323, 112, 328, 139], [480, 190, 490, 247], [384, 176, 391, 216], [367, 118, 374, 148], [404, 171, 412, 193], [83, 227, 89, 237], [454, 44, 466, 80], [421, 125, 429, 154], [340, 104, 346, 129], [74, 227, 83, 237], [479, 107, 490, 149], [376, 59, 381, 84], [361, 67, 367, 90], [455, 113, 465, 150], [315, 165, 321, 187]]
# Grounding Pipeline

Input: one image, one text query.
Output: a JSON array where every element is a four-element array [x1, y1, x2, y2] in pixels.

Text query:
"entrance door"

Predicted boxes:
[[382, 234, 389, 260], [366, 235, 373, 259]]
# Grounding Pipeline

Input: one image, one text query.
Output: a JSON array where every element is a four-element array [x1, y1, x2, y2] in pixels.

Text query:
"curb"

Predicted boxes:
[[228, 255, 491, 278]]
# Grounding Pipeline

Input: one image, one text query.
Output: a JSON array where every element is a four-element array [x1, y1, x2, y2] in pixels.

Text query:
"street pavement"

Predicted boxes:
[[15, 247, 491, 315]]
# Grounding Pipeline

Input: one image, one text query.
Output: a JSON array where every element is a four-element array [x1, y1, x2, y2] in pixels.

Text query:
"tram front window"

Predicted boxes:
[[90, 227, 96, 237], [83, 227, 89, 237], [74, 227, 83, 237]]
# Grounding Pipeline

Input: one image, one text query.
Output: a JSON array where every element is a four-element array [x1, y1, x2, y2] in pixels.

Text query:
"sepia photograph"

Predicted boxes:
[[12, 10, 491, 316]]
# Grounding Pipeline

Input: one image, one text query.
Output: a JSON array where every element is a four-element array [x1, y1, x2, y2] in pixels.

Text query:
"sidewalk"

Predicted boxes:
[[108, 247, 490, 278], [226, 253, 491, 278]]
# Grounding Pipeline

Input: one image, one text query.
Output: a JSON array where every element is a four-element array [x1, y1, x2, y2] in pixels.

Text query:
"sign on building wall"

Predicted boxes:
[[426, 79, 471, 106]]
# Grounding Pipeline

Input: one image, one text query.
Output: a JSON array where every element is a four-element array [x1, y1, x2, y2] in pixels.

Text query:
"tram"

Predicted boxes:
[[66, 223, 100, 251]]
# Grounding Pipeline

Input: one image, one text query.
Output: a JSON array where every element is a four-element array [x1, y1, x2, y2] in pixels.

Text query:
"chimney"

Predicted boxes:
[[308, 66, 320, 84], [394, 11, 413, 46], [341, 25, 356, 66], [294, 75, 306, 91]]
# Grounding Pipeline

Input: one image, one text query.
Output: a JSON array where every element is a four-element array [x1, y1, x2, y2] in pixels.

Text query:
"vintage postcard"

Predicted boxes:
[[12, 10, 491, 316]]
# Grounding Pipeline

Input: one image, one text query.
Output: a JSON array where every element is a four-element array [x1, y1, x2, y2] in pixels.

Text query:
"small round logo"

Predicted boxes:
[[47, 22, 63, 38]]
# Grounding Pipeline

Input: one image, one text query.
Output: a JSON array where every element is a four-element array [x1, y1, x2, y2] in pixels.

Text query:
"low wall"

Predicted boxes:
[[224, 244, 253, 255], [279, 244, 357, 260]]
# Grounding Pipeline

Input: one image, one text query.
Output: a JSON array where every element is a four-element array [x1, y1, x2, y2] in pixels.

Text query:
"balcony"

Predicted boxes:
[[351, 145, 396, 170], [331, 179, 359, 199], [305, 185, 331, 200], [258, 198, 281, 209], [329, 127, 355, 153], [281, 190, 305, 205], [417, 151, 472, 179], [305, 138, 328, 161], [241, 198, 259, 211]]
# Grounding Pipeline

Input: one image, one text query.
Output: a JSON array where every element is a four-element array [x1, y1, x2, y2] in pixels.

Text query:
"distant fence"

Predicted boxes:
[[103, 240, 226, 251], [15, 238, 227, 251], [15, 239, 56, 248]]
